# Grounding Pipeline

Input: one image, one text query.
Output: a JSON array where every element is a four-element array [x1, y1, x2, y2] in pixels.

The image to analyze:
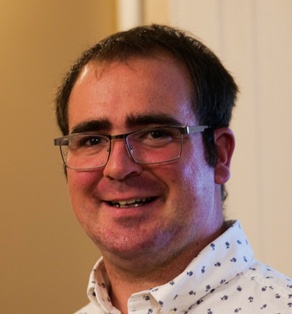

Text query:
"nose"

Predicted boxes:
[[103, 139, 143, 180]]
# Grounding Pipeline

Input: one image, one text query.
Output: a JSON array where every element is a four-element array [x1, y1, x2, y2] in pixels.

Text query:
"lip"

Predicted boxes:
[[96, 178, 165, 215], [100, 196, 162, 222]]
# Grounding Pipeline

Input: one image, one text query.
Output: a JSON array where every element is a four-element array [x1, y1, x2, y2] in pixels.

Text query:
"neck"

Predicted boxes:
[[100, 222, 228, 313], [104, 249, 195, 314]]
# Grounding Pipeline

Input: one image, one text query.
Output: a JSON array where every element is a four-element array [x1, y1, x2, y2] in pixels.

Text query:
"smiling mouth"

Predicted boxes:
[[107, 198, 155, 208]]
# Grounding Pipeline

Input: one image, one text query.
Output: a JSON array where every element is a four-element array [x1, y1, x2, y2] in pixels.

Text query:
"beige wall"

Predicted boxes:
[[1, 1, 116, 312]]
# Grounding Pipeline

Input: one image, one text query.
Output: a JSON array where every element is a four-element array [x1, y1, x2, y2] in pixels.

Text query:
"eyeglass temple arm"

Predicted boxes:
[[186, 125, 211, 134]]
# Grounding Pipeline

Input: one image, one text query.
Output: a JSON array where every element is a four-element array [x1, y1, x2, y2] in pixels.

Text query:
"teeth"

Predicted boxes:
[[111, 198, 148, 207]]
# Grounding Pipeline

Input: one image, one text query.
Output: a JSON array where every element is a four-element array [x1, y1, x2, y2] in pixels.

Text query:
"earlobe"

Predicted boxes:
[[213, 128, 235, 185]]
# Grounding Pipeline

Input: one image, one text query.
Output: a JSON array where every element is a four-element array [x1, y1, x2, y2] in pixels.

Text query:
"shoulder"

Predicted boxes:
[[199, 259, 292, 312], [243, 259, 292, 290], [233, 259, 292, 310]]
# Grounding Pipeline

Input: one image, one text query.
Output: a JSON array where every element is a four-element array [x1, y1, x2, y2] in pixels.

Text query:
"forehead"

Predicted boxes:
[[68, 55, 196, 133]]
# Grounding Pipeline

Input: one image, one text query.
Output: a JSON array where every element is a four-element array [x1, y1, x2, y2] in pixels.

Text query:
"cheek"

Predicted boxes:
[[67, 170, 101, 205], [182, 141, 215, 187], [67, 171, 102, 228], [68, 169, 99, 187], [173, 154, 215, 204]]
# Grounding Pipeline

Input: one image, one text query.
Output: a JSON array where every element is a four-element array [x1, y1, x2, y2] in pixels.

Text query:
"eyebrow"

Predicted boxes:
[[70, 113, 183, 134], [70, 119, 111, 134], [126, 113, 182, 128]]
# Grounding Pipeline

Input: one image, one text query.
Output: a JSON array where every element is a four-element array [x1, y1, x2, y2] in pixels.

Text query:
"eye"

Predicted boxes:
[[72, 134, 108, 149], [148, 129, 173, 139], [131, 128, 179, 147], [82, 136, 103, 146]]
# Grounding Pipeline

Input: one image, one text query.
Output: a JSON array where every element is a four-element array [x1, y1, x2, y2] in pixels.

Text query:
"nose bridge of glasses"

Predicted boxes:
[[108, 132, 133, 159], [110, 133, 128, 140]]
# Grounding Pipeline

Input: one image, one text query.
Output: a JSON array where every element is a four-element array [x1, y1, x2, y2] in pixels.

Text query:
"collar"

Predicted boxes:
[[86, 220, 254, 313]]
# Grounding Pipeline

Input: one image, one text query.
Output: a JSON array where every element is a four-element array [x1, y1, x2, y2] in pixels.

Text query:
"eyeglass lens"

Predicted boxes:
[[60, 127, 183, 170]]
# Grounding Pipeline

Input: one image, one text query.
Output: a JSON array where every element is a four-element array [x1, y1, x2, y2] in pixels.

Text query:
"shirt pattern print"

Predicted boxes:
[[75, 220, 292, 314]]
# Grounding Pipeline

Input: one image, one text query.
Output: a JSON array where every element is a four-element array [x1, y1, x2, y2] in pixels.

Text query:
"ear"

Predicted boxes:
[[213, 128, 235, 184]]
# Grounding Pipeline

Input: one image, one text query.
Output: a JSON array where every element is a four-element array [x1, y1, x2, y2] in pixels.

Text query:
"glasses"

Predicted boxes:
[[54, 125, 210, 171]]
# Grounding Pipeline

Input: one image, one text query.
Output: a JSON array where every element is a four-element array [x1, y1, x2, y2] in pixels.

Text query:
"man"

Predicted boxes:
[[54, 24, 291, 313]]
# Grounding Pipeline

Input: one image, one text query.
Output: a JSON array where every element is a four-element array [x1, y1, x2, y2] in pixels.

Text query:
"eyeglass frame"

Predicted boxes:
[[54, 125, 211, 171]]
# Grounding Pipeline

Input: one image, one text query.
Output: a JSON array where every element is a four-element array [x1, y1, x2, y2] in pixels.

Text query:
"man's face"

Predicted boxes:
[[67, 55, 225, 268]]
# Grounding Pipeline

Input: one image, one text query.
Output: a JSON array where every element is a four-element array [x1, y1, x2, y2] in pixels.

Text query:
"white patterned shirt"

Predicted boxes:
[[74, 221, 292, 314]]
